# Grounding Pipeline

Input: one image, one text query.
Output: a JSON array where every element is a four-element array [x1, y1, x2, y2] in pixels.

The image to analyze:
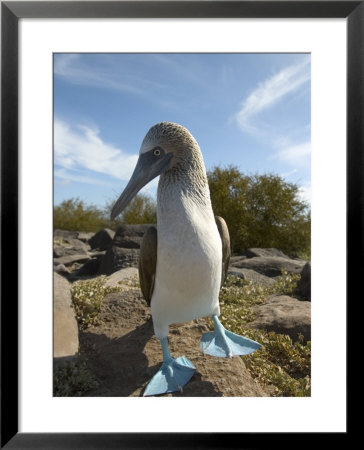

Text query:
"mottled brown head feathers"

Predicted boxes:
[[140, 122, 198, 156], [142, 122, 210, 206]]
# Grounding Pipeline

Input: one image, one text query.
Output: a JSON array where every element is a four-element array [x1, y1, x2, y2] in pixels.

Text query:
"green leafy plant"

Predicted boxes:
[[271, 270, 301, 296], [215, 272, 311, 397], [243, 329, 311, 397], [218, 271, 300, 325], [71, 276, 123, 329]]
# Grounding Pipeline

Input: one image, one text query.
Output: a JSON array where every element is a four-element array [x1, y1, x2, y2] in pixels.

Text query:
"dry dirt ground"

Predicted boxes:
[[79, 288, 267, 397]]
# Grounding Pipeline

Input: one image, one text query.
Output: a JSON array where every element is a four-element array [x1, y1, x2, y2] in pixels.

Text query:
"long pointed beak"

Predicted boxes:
[[111, 150, 173, 220]]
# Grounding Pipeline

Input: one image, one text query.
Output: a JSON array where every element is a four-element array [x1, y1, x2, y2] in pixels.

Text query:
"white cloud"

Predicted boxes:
[[54, 118, 138, 182], [54, 167, 115, 187], [54, 54, 149, 95], [236, 58, 310, 133], [54, 54, 174, 97], [280, 168, 298, 178], [53, 54, 79, 76], [152, 54, 207, 87], [273, 136, 293, 149], [298, 183, 311, 205], [271, 141, 311, 168]]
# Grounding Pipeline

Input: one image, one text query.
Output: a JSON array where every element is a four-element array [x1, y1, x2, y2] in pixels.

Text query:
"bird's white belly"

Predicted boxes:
[[151, 202, 222, 339]]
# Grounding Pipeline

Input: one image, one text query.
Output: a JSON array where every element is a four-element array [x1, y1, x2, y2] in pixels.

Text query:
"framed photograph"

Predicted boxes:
[[2, 1, 358, 447]]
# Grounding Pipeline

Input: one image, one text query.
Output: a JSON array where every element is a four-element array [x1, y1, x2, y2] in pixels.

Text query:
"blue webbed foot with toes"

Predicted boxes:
[[143, 337, 195, 396], [201, 315, 261, 358]]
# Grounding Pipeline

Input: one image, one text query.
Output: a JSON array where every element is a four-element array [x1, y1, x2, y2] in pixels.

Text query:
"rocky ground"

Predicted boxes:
[[53, 226, 311, 397]]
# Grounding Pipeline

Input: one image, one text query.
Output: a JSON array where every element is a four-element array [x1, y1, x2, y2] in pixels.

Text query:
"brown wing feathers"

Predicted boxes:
[[215, 216, 231, 287], [138, 226, 157, 306]]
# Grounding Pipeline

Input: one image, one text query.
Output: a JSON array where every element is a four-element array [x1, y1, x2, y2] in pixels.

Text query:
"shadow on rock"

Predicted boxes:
[[80, 318, 155, 397], [80, 317, 224, 397], [170, 371, 223, 397], [138, 368, 224, 398]]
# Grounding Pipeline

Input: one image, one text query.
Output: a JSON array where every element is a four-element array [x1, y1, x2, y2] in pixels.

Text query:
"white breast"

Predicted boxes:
[[151, 193, 222, 339]]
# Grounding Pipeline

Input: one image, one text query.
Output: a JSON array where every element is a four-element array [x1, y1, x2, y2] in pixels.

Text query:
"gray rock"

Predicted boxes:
[[53, 272, 79, 360], [53, 246, 66, 258], [113, 224, 153, 249], [104, 267, 139, 289], [77, 231, 95, 243], [88, 250, 106, 258], [53, 254, 91, 266], [89, 229, 115, 251], [54, 263, 70, 274], [99, 247, 140, 275], [77, 258, 101, 276], [98, 225, 153, 275], [54, 229, 79, 239], [231, 256, 306, 277], [248, 295, 311, 343], [228, 267, 276, 287], [230, 255, 247, 264], [69, 238, 90, 252], [53, 238, 89, 257], [295, 262, 311, 301], [243, 248, 290, 259]]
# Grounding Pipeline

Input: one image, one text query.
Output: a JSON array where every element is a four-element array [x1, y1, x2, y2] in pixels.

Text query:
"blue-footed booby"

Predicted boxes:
[[111, 122, 260, 396]]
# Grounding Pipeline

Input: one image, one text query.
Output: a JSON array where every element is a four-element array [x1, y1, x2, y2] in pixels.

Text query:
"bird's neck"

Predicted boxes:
[[158, 145, 211, 209]]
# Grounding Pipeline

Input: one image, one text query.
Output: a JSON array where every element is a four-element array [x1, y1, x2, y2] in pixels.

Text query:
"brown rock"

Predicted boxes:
[[230, 255, 247, 264], [53, 254, 91, 266], [79, 289, 266, 397], [53, 272, 79, 360], [99, 247, 140, 275], [228, 267, 276, 287], [243, 248, 290, 259], [295, 262, 311, 301], [231, 256, 306, 277], [104, 267, 139, 289], [248, 295, 311, 343], [54, 263, 70, 275], [53, 238, 89, 258]]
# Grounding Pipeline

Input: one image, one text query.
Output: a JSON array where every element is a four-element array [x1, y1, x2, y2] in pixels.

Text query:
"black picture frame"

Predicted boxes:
[[1, 1, 358, 448]]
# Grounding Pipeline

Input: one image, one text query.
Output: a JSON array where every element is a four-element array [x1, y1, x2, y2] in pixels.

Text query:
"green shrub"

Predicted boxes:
[[103, 193, 157, 226], [121, 194, 157, 224], [54, 198, 105, 231], [208, 166, 311, 257], [53, 194, 157, 232]]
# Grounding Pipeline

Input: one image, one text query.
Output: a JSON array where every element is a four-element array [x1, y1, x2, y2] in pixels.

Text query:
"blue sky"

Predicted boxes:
[[54, 53, 311, 209]]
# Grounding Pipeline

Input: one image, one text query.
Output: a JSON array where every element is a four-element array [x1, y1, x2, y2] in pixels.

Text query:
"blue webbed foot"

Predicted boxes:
[[143, 356, 195, 396], [143, 337, 195, 396], [201, 315, 261, 357]]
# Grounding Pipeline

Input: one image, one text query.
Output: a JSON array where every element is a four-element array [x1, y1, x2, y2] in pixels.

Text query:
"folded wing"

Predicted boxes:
[[139, 226, 157, 306], [215, 216, 231, 287]]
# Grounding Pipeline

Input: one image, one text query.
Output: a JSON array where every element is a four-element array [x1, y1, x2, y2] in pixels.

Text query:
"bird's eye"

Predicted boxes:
[[154, 148, 161, 156]]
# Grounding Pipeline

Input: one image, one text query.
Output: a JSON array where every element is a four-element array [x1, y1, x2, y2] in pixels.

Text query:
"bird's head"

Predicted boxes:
[[111, 122, 196, 220]]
